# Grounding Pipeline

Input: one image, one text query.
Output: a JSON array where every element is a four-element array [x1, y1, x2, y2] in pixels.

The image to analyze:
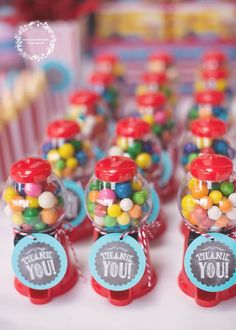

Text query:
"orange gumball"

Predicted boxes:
[[190, 182, 208, 199], [188, 212, 198, 226], [215, 215, 229, 228], [9, 196, 25, 212], [200, 196, 213, 210], [89, 190, 99, 203], [219, 199, 232, 213], [41, 208, 59, 225], [129, 205, 142, 219]]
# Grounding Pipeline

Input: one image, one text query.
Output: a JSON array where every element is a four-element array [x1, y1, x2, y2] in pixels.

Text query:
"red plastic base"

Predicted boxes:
[[155, 176, 178, 202], [66, 217, 93, 243], [148, 211, 167, 240], [14, 233, 78, 304], [91, 229, 157, 306], [179, 228, 236, 307]]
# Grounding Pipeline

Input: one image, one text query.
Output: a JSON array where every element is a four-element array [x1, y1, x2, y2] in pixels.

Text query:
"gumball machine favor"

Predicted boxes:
[[43, 119, 94, 241], [136, 72, 176, 106], [69, 90, 108, 159], [137, 92, 176, 150], [89, 72, 119, 118], [181, 117, 235, 172], [148, 52, 177, 81], [86, 156, 157, 305], [178, 154, 236, 307], [109, 117, 177, 204], [2, 157, 79, 304], [187, 90, 229, 125], [95, 53, 124, 82]]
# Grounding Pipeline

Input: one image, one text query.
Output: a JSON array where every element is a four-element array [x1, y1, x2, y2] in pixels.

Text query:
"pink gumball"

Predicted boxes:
[[98, 189, 116, 206], [193, 206, 207, 220], [198, 216, 214, 230], [154, 111, 168, 125], [94, 204, 107, 217], [24, 183, 42, 197]]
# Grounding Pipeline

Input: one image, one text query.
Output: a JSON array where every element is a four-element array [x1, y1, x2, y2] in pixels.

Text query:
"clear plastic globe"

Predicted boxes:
[[2, 157, 67, 234], [85, 156, 152, 233]]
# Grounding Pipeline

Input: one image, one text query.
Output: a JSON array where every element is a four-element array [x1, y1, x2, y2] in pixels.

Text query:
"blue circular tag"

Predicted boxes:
[[41, 60, 72, 93], [184, 233, 236, 292], [147, 186, 160, 225], [63, 180, 86, 229], [12, 233, 68, 290], [89, 233, 146, 291]]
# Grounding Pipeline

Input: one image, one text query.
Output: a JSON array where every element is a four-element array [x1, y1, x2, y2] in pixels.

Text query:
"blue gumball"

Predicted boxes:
[[142, 141, 153, 153], [183, 142, 198, 154], [115, 181, 132, 199], [76, 151, 88, 165], [42, 142, 53, 154], [213, 139, 229, 156]]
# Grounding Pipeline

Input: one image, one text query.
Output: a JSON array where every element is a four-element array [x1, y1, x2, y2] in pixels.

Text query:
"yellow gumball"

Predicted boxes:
[[181, 194, 196, 213], [136, 153, 152, 169], [182, 209, 190, 220], [66, 157, 78, 169], [143, 114, 154, 126], [107, 204, 121, 217], [47, 149, 60, 162], [117, 137, 128, 150], [131, 180, 142, 191], [12, 213, 24, 225], [209, 190, 223, 204], [59, 143, 75, 159], [26, 196, 39, 208], [188, 178, 199, 191], [117, 212, 130, 225], [216, 79, 226, 92], [3, 187, 17, 202]]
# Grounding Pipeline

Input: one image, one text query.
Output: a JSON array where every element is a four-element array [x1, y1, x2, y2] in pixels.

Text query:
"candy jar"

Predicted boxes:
[[42, 119, 94, 241], [109, 117, 177, 203], [136, 72, 176, 106], [85, 156, 157, 305], [69, 90, 109, 158], [178, 154, 236, 307], [187, 90, 229, 126], [201, 51, 228, 72], [181, 117, 235, 172], [89, 71, 119, 119], [195, 68, 232, 101], [136, 91, 176, 151], [148, 52, 177, 82], [2, 157, 78, 304], [95, 53, 124, 82]]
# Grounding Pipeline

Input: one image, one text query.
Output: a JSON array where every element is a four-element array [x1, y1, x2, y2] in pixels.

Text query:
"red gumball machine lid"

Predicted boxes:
[[142, 72, 167, 84], [116, 118, 150, 139], [11, 157, 52, 184], [190, 118, 226, 138], [47, 119, 80, 139], [190, 154, 233, 182], [95, 156, 137, 182], [195, 90, 224, 105], [137, 92, 166, 107], [149, 52, 173, 64], [89, 72, 114, 86], [95, 54, 118, 64], [202, 68, 228, 79], [70, 90, 99, 106], [202, 51, 227, 63]]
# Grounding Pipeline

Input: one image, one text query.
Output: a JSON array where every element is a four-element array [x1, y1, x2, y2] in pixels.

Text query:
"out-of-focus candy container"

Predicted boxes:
[[95, 53, 124, 82], [136, 72, 176, 106], [187, 90, 229, 125], [148, 52, 177, 82], [68, 90, 108, 159], [109, 117, 177, 200], [89, 71, 119, 119], [202, 51, 228, 72], [2, 157, 79, 304], [136, 92, 176, 152], [43, 119, 94, 241], [195, 68, 232, 101], [178, 154, 236, 307], [181, 117, 235, 172], [86, 156, 157, 306]]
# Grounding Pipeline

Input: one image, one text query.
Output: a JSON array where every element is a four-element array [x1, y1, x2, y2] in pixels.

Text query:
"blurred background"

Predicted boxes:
[[0, 0, 236, 185]]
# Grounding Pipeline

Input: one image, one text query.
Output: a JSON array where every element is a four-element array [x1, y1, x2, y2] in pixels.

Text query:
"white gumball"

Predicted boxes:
[[108, 146, 123, 156], [228, 193, 236, 207], [226, 207, 236, 221], [207, 206, 222, 220], [94, 216, 105, 226], [38, 191, 57, 209], [120, 198, 133, 212]]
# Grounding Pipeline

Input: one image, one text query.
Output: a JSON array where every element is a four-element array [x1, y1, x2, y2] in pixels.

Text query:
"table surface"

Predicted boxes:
[[0, 198, 236, 330]]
